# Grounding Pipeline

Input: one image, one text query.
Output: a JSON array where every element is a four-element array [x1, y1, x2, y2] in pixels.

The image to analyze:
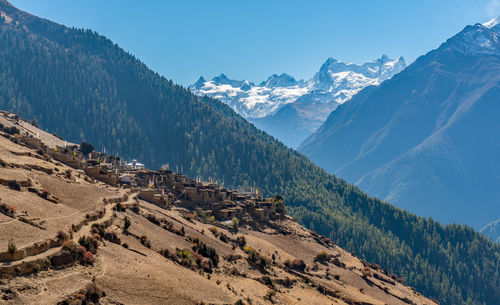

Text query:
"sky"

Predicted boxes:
[[9, 0, 500, 86]]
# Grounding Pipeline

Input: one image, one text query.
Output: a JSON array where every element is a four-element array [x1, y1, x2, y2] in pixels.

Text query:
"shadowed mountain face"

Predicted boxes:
[[299, 22, 500, 230], [0, 2, 499, 304]]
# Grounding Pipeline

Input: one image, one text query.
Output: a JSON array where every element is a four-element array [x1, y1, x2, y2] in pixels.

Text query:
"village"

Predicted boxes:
[[9, 119, 285, 229]]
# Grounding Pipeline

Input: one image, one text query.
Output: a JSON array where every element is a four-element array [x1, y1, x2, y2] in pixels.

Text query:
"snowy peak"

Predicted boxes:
[[192, 76, 206, 89], [210, 73, 254, 88], [259, 73, 300, 88], [316, 55, 405, 78], [484, 16, 500, 33], [189, 73, 308, 118], [310, 55, 406, 94], [445, 23, 500, 55]]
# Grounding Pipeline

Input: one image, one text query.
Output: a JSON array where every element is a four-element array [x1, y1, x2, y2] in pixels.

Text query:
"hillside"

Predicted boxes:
[[299, 21, 500, 231], [0, 2, 499, 304], [0, 114, 435, 305]]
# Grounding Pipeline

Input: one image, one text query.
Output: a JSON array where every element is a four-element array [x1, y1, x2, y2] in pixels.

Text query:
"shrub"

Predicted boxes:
[[75, 293, 85, 300], [85, 283, 105, 303], [192, 237, 219, 267], [115, 202, 124, 212], [146, 214, 161, 225], [332, 257, 346, 268], [41, 189, 49, 199], [4, 126, 19, 135], [123, 216, 131, 232], [130, 204, 140, 214], [0, 203, 16, 217], [7, 239, 16, 256], [285, 258, 306, 271], [317, 285, 327, 295], [78, 235, 98, 252], [7, 180, 20, 191], [208, 226, 218, 236], [314, 251, 329, 263], [236, 236, 246, 247], [159, 248, 170, 258], [57, 230, 68, 241], [178, 249, 197, 268], [264, 290, 276, 302], [260, 275, 273, 287], [200, 258, 213, 272], [140, 235, 151, 248], [362, 266, 372, 278], [219, 232, 228, 243], [82, 251, 95, 264], [244, 246, 268, 269], [91, 223, 105, 236], [231, 217, 239, 231]]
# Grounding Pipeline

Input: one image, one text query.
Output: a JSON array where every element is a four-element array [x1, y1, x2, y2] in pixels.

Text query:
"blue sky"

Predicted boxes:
[[9, 0, 500, 86]]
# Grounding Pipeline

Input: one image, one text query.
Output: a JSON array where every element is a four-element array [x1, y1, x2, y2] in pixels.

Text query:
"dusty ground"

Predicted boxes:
[[0, 115, 436, 305]]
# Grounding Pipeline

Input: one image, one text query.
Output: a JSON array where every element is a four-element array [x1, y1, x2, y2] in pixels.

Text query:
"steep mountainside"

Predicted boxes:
[[299, 20, 500, 231], [0, 114, 436, 305], [191, 56, 406, 148], [0, 2, 499, 304]]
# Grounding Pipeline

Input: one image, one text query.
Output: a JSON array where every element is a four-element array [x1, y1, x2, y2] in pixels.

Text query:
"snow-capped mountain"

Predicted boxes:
[[190, 55, 406, 147], [308, 55, 406, 98], [190, 73, 307, 119]]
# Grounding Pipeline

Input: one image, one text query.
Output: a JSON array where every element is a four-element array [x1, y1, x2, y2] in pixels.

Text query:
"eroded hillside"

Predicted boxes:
[[0, 113, 435, 304]]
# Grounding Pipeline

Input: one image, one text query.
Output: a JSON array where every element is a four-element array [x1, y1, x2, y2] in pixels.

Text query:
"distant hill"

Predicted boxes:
[[191, 56, 406, 148], [0, 1, 499, 304], [300, 20, 500, 231]]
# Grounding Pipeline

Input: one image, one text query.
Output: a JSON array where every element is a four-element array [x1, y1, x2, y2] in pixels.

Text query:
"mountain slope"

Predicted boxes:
[[0, 2, 499, 304], [191, 56, 406, 148], [299, 22, 500, 230]]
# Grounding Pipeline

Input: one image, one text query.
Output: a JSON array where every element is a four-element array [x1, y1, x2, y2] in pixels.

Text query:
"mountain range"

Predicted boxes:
[[190, 56, 406, 148], [299, 18, 500, 234], [0, 1, 499, 304]]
